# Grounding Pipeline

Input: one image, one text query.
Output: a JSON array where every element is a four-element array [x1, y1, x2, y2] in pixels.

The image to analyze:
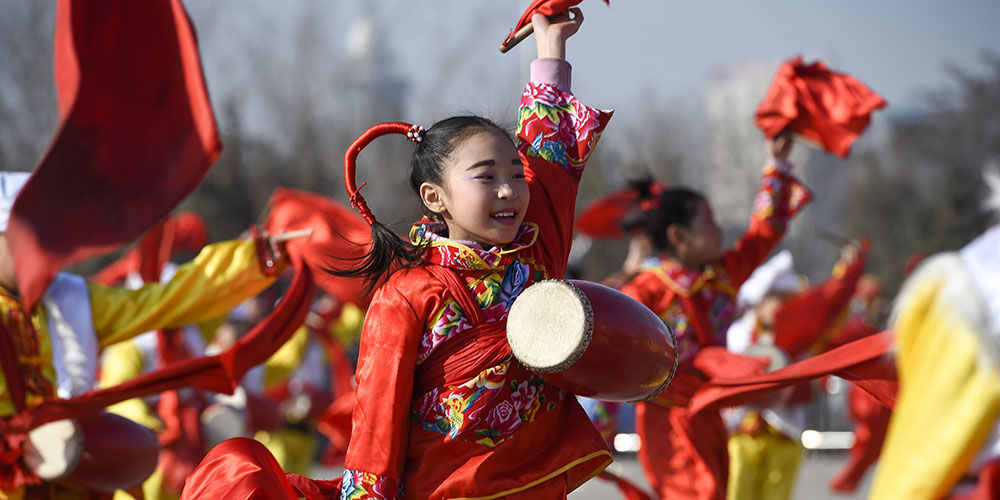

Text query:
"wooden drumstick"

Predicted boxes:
[[499, 23, 535, 53], [271, 229, 313, 243]]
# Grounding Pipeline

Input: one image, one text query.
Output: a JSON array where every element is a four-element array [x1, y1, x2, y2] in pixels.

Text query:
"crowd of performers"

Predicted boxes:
[[2, 1, 999, 500]]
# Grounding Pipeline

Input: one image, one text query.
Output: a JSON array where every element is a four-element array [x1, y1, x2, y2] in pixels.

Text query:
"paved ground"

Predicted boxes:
[[569, 451, 873, 500], [316, 451, 874, 499]]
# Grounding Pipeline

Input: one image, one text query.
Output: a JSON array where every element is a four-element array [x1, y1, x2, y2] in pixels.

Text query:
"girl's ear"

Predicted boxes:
[[665, 223, 686, 251], [420, 182, 447, 216]]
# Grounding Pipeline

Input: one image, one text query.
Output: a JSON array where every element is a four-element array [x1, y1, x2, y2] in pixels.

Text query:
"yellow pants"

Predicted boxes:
[[255, 427, 318, 476], [726, 424, 803, 500], [113, 468, 178, 500]]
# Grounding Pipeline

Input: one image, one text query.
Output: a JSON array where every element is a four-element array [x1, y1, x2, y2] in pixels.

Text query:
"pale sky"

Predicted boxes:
[[182, 0, 1000, 147]]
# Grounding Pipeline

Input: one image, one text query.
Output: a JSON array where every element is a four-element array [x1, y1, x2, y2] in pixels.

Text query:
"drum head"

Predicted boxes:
[[23, 419, 83, 480], [506, 280, 594, 373]]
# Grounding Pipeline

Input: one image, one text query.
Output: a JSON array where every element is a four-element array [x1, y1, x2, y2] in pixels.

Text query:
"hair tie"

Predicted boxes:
[[406, 125, 425, 143], [344, 122, 425, 225]]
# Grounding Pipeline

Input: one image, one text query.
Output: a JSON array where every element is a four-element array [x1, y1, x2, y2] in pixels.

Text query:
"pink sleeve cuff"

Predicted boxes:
[[530, 58, 572, 91], [766, 159, 794, 175]]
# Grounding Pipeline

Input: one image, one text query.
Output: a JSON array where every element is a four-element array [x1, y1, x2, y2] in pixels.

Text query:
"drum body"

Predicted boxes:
[[506, 279, 678, 402], [25, 411, 160, 493]]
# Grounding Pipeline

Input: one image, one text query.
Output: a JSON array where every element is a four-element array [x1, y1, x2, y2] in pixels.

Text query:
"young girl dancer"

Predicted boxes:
[[619, 135, 811, 500], [181, 9, 613, 500]]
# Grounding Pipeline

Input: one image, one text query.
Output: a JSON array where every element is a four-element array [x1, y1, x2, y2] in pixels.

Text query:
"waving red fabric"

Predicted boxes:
[[9, 0, 220, 309], [755, 56, 886, 158], [772, 251, 866, 358], [264, 188, 374, 307], [575, 181, 668, 239], [503, 0, 610, 48], [597, 470, 655, 500], [688, 331, 897, 415]]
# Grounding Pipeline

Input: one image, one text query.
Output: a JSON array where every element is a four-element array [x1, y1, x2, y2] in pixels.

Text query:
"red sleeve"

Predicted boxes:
[[722, 164, 812, 287], [518, 81, 612, 276], [342, 276, 424, 493], [620, 271, 668, 313], [774, 253, 866, 358]]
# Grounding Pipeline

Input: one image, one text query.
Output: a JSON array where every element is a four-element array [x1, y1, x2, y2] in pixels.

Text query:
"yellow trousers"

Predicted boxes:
[[726, 424, 803, 500]]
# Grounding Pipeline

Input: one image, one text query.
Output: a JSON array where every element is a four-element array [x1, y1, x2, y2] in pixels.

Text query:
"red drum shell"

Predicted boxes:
[[65, 412, 160, 492], [507, 279, 678, 402]]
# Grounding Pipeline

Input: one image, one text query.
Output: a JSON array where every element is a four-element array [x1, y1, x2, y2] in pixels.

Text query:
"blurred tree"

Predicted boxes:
[[843, 52, 999, 292]]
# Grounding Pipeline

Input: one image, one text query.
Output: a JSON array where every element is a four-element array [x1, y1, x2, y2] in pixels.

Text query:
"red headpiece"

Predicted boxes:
[[343, 122, 424, 225]]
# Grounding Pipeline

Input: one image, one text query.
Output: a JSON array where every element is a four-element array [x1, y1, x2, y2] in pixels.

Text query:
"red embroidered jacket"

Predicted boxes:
[[340, 76, 614, 499]]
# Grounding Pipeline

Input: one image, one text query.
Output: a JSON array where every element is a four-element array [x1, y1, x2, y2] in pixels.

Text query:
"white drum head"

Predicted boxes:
[[23, 419, 83, 480], [506, 280, 593, 373]]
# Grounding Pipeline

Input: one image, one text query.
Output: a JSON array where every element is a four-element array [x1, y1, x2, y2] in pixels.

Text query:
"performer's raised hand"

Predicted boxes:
[[532, 8, 584, 60], [767, 130, 795, 165]]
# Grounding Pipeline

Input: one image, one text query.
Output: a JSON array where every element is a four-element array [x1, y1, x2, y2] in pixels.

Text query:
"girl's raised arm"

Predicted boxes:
[[517, 9, 612, 274]]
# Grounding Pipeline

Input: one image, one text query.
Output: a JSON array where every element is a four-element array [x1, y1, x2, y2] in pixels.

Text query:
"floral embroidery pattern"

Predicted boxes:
[[654, 260, 739, 360], [414, 361, 563, 448], [518, 82, 612, 182], [659, 303, 697, 363], [340, 469, 403, 500], [707, 292, 737, 346], [418, 300, 472, 363], [410, 222, 539, 272], [752, 165, 813, 232]]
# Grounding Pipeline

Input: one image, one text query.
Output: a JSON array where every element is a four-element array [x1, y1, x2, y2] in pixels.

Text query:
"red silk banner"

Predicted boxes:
[[755, 56, 886, 158], [264, 188, 374, 307], [9, 0, 220, 309]]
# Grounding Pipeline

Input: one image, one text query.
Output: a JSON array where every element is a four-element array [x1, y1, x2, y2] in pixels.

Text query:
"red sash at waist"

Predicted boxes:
[[413, 322, 511, 396], [415, 266, 513, 396]]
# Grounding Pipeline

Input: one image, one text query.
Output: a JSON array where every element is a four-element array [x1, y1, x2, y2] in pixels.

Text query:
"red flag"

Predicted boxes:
[[755, 56, 886, 158], [575, 180, 667, 239], [9, 0, 221, 309], [502, 0, 609, 49], [264, 188, 375, 307]]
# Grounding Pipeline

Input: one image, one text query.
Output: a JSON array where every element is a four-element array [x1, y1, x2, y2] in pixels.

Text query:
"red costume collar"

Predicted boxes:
[[409, 219, 538, 271], [651, 258, 736, 298]]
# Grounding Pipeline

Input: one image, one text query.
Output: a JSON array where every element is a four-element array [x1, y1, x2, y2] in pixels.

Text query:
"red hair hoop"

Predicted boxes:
[[343, 122, 424, 225]]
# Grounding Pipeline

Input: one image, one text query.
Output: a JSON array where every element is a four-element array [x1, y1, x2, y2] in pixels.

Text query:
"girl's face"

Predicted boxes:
[[672, 199, 723, 266], [421, 130, 529, 247]]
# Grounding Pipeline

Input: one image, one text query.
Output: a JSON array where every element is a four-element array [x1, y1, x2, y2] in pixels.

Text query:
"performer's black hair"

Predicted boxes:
[[640, 187, 707, 255], [327, 116, 513, 293]]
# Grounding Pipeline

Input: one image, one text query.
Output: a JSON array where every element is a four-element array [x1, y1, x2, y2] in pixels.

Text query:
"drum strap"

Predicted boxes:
[[413, 267, 512, 396]]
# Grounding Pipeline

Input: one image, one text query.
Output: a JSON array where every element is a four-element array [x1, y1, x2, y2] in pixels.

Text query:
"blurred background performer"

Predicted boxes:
[[868, 169, 1000, 499], [620, 134, 811, 500], [725, 244, 867, 500], [0, 172, 285, 499]]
